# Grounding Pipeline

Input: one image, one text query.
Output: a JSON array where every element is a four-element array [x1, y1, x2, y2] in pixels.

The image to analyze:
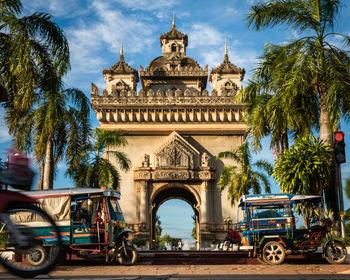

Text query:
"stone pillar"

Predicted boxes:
[[199, 169, 215, 226], [139, 181, 148, 225], [200, 181, 210, 224], [134, 168, 151, 233]]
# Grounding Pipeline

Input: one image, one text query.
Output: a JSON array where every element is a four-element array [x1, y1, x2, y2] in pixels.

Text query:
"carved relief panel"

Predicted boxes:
[[153, 132, 200, 170]]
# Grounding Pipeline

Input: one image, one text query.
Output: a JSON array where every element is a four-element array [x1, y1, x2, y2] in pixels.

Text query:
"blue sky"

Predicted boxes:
[[1, 0, 350, 240]]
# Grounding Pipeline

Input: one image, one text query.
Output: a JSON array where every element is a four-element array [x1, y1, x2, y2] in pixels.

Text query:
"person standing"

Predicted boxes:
[[177, 240, 183, 250]]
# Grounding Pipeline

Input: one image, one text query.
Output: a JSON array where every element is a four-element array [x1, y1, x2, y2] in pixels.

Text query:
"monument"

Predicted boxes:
[[91, 17, 247, 249]]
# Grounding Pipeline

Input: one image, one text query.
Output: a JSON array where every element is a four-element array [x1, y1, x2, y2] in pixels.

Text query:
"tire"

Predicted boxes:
[[26, 245, 46, 266], [0, 203, 62, 278], [262, 241, 286, 265], [324, 241, 347, 264], [117, 245, 138, 266]]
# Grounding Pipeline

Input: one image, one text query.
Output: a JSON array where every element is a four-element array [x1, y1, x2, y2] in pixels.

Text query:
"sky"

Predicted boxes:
[[1, 0, 350, 240]]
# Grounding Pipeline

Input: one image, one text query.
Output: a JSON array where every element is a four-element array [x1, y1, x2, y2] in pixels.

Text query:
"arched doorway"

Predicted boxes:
[[150, 183, 201, 249]]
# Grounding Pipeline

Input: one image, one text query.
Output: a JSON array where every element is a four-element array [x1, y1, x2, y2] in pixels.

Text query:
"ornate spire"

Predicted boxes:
[[103, 42, 139, 82], [210, 38, 245, 78], [224, 38, 229, 62], [172, 11, 175, 28], [119, 40, 124, 61], [160, 15, 188, 47]]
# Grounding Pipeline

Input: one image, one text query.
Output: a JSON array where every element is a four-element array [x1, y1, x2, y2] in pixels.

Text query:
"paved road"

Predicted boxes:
[[1, 250, 350, 279], [1, 263, 350, 280]]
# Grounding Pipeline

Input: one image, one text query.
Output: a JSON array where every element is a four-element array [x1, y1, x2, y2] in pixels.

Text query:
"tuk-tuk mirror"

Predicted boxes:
[[88, 199, 93, 212]]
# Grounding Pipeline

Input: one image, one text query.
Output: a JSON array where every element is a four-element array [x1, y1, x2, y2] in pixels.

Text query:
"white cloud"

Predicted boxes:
[[114, 0, 177, 12], [201, 50, 222, 69], [188, 23, 224, 49], [197, 44, 259, 79], [66, 0, 157, 84], [246, 0, 258, 5], [23, 0, 87, 18]]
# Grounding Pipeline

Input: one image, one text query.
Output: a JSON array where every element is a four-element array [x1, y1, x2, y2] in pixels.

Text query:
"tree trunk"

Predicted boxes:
[[319, 93, 333, 145], [281, 129, 289, 153], [43, 139, 54, 190], [319, 91, 339, 222], [37, 163, 44, 190]]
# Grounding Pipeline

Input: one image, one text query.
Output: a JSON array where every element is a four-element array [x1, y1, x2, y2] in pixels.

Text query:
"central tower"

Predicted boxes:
[[91, 17, 247, 249]]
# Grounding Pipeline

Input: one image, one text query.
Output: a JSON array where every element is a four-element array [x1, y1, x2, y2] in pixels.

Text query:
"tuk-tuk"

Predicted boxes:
[[236, 194, 347, 265], [24, 188, 137, 265]]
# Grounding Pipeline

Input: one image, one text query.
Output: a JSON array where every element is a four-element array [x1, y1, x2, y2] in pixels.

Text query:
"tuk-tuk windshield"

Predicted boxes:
[[108, 198, 125, 222], [252, 205, 293, 219]]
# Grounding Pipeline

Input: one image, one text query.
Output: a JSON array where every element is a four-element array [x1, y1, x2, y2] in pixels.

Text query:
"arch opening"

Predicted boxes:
[[150, 184, 200, 250], [156, 199, 196, 250]]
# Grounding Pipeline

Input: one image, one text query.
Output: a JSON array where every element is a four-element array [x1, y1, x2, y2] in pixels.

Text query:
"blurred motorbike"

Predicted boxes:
[[0, 150, 62, 278]]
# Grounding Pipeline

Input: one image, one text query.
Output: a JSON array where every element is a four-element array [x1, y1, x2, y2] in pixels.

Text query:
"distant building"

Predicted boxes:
[[91, 16, 247, 249]]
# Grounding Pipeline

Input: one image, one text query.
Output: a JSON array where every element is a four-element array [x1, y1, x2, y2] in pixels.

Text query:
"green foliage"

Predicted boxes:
[[157, 234, 181, 248], [342, 208, 350, 245], [9, 71, 91, 189], [0, 230, 8, 248], [0, 1, 74, 189], [273, 135, 332, 195], [155, 215, 162, 242], [345, 179, 350, 200], [66, 128, 130, 191], [245, 0, 350, 219], [191, 215, 196, 239], [0, 0, 69, 114], [273, 135, 332, 227], [217, 142, 273, 204], [132, 238, 146, 248]]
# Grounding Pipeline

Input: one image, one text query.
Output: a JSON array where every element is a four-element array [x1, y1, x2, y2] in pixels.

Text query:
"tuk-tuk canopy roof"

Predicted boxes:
[[22, 187, 120, 199], [238, 193, 322, 207]]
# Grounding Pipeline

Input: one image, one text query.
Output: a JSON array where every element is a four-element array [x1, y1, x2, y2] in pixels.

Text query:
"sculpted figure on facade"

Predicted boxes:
[[201, 152, 211, 169], [141, 154, 150, 168]]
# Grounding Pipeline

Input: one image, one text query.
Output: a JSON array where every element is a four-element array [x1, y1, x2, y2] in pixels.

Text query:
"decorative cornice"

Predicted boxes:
[[91, 87, 238, 100], [133, 169, 216, 182], [91, 88, 244, 124]]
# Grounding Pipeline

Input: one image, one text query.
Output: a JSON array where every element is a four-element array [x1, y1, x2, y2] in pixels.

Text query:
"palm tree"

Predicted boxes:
[[11, 70, 90, 190], [273, 135, 332, 227], [238, 48, 318, 156], [67, 128, 131, 191], [0, 0, 69, 112], [217, 142, 273, 204], [246, 0, 350, 218]]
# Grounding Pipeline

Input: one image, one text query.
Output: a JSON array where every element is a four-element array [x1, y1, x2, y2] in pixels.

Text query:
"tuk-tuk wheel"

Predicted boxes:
[[324, 241, 347, 264], [117, 245, 138, 266], [26, 245, 46, 267], [262, 241, 285, 265]]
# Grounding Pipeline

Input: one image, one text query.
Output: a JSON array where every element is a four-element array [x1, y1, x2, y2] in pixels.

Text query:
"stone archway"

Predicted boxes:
[[150, 183, 201, 249], [91, 18, 248, 250], [133, 132, 218, 249]]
